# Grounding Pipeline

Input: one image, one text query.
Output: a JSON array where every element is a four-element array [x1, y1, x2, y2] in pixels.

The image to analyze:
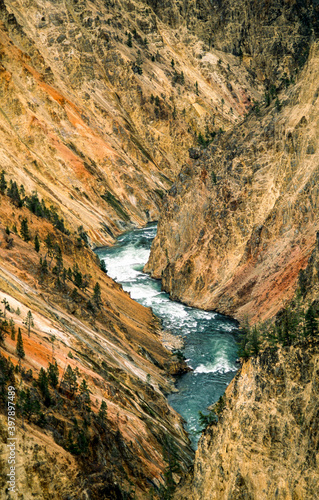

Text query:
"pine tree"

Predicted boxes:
[[63, 365, 78, 394], [305, 304, 318, 337], [39, 257, 48, 282], [7, 180, 23, 207], [16, 328, 25, 368], [34, 234, 40, 253], [127, 32, 132, 47], [100, 259, 107, 274], [23, 310, 34, 337], [0, 312, 7, 343], [10, 319, 15, 340], [72, 264, 83, 288], [250, 325, 261, 356], [98, 400, 107, 426], [20, 218, 30, 242], [48, 361, 59, 388], [52, 244, 63, 278], [38, 367, 51, 406], [237, 316, 251, 359], [1, 298, 9, 319], [93, 282, 102, 309], [79, 379, 91, 412], [0, 169, 7, 194], [19, 388, 40, 422]]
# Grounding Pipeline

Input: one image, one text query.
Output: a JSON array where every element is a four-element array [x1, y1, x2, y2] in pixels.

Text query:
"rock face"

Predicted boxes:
[[146, 40, 319, 323], [0, 0, 256, 246], [147, 0, 319, 85], [0, 190, 194, 498], [176, 341, 319, 500]]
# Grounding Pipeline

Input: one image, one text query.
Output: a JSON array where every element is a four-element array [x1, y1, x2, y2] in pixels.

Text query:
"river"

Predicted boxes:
[[96, 223, 238, 447]]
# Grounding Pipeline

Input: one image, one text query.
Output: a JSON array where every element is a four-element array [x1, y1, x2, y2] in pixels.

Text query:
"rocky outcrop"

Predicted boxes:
[[176, 341, 319, 500], [146, 40, 319, 323]]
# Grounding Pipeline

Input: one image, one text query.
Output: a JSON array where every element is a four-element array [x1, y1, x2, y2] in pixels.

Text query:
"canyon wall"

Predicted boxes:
[[175, 340, 319, 500], [0, 187, 195, 498], [146, 39, 319, 324], [0, 0, 257, 246]]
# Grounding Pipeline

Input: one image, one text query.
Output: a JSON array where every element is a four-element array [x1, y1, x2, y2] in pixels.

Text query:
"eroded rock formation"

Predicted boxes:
[[146, 40, 319, 324], [175, 341, 319, 500]]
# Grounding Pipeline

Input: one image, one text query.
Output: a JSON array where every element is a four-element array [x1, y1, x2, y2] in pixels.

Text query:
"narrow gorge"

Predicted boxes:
[[0, 0, 319, 499]]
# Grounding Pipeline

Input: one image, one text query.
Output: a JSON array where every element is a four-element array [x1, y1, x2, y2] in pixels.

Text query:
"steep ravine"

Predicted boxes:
[[0, 1, 258, 495], [1, 0, 319, 499]]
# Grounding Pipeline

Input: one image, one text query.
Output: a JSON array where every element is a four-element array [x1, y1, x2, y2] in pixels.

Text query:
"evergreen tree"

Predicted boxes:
[[72, 264, 83, 288], [20, 218, 30, 242], [0, 170, 7, 194], [39, 257, 48, 281], [1, 298, 9, 319], [100, 259, 107, 274], [23, 310, 34, 337], [16, 328, 25, 368], [9, 319, 15, 340], [63, 365, 78, 394], [77, 226, 89, 246], [7, 180, 23, 207], [98, 400, 107, 425], [237, 317, 251, 359], [34, 234, 40, 253], [48, 361, 59, 388], [250, 325, 261, 356], [0, 311, 7, 343], [38, 367, 51, 406], [93, 282, 102, 309], [19, 388, 40, 422], [127, 32, 132, 47], [79, 379, 91, 412], [305, 304, 318, 337]]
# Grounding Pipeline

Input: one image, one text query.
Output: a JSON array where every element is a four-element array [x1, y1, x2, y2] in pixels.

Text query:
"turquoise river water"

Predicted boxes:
[[96, 223, 239, 447]]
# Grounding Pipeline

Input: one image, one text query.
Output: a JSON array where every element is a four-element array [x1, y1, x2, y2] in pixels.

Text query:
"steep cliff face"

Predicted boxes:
[[0, 0, 257, 246], [176, 341, 319, 500], [146, 0, 319, 85], [0, 190, 194, 499], [146, 40, 319, 323]]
